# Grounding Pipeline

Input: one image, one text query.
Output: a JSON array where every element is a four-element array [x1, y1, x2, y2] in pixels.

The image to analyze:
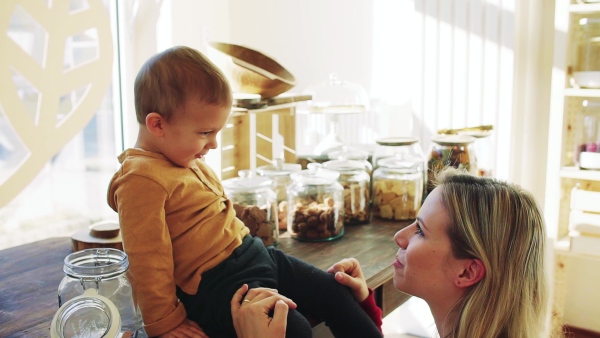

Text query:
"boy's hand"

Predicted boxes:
[[158, 319, 208, 338], [327, 257, 369, 302]]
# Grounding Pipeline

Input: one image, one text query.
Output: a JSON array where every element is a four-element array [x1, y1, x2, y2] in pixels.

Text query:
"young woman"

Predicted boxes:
[[231, 168, 562, 338]]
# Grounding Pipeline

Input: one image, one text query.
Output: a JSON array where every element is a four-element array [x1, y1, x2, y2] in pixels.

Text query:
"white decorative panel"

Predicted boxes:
[[0, 0, 113, 207]]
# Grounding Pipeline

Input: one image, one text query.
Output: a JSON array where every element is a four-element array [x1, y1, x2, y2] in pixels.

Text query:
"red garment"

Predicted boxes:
[[359, 288, 383, 333]]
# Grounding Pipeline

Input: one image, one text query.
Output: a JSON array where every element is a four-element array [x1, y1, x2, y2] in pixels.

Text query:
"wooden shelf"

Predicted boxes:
[[569, 3, 600, 14], [555, 237, 600, 262], [564, 88, 600, 97], [560, 166, 600, 181]]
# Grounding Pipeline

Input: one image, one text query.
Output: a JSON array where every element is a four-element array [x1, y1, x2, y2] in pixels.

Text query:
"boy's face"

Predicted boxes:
[[159, 97, 231, 168]]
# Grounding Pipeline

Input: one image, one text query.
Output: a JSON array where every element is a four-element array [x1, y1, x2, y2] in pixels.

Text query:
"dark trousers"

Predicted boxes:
[[176, 235, 382, 338]]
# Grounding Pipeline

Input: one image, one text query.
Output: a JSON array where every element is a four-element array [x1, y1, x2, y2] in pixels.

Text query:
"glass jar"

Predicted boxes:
[[372, 157, 423, 221], [287, 163, 344, 241], [223, 170, 279, 247], [327, 145, 373, 177], [373, 137, 426, 201], [458, 130, 494, 177], [575, 100, 600, 170], [427, 134, 477, 194], [256, 159, 302, 230], [574, 18, 600, 88], [322, 159, 371, 224], [54, 248, 145, 338]]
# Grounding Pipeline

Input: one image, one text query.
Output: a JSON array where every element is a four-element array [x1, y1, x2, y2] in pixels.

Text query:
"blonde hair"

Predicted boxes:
[[433, 168, 560, 338], [134, 46, 232, 124]]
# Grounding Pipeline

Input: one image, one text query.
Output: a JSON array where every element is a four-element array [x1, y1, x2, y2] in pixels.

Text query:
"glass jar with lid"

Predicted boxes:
[[287, 163, 344, 241], [457, 130, 494, 177], [427, 134, 477, 194], [322, 159, 371, 224], [372, 157, 423, 221], [373, 137, 426, 200], [256, 159, 303, 230], [575, 100, 600, 170], [574, 18, 600, 88], [222, 170, 279, 247], [327, 145, 373, 177], [54, 248, 145, 338]]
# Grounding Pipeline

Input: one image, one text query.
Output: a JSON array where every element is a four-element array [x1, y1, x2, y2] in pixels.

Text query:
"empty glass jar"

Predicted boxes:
[[223, 170, 279, 246], [54, 248, 145, 338], [322, 159, 371, 224], [287, 163, 344, 241], [574, 18, 600, 88], [372, 157, 423, 221]]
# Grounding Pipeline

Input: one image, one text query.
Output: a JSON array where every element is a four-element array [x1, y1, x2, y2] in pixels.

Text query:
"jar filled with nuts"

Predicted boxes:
[[372, 157, 423, 221], [322, 159, 371, 225], [256, 159, 303, 230], [222, 170, 279, 247], [427, 134, 477, 194], [287, 163, 344, 241]]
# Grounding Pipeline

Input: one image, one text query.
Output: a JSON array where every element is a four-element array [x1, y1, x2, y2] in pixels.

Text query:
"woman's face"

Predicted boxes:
[[392, 187, 464, 301]]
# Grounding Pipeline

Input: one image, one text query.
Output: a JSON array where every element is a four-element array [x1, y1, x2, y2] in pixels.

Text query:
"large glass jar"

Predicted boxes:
[[322, 159, 371, 224], [372, 158, 423, 221], [574, 18, 600, 88], [427, 134, 477, 194], [287, 164, 344, 241], [575, 100, 600, 170], [327, 145, 373, 177], [54, 248, 145, 338], [373, 137, 426, 201], [223, 170, 279, 246], [458, 130, 494, 177], [256, 159, 302, 230]]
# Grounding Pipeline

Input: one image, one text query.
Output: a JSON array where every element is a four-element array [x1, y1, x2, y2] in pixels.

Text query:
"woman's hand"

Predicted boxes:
[[230, 284, 297, 338], [327, 257, 369, 302], [158, 319, 209, 338]]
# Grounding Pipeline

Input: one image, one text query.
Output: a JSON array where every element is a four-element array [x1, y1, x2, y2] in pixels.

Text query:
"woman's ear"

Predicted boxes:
[[145, 112, 165, 137], [455, 258, 486, 288]]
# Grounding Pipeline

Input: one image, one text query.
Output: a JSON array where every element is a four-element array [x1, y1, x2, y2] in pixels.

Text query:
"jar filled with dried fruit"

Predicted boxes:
[[287, 163, 344, 241], [322, 159, 371, 225], [372, 157, 423, 221], [427, 134, 477, 194], [222, 170, 278, 247], [256, 158, 303, 230]]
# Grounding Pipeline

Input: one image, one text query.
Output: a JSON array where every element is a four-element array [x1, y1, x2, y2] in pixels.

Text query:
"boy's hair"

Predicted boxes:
[[134, 46, 232, 124]]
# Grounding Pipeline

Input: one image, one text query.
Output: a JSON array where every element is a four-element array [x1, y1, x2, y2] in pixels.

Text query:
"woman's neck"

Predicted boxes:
[[428, 296, 463, 338]]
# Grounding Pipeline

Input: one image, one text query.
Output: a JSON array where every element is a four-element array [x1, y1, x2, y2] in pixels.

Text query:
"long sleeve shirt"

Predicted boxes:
[[108, 148, 249, 336]]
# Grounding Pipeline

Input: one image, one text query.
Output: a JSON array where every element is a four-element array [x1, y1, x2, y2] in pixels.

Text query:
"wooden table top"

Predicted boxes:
[[0, 219, 407, 337]]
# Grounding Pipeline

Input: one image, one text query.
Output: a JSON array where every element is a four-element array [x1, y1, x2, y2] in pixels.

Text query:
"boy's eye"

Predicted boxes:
[[198, 131, 211, 136]]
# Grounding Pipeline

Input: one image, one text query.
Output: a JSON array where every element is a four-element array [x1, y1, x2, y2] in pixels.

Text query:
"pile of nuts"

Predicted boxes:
[[372, 178, 421, 221], [288, 196, 343, 240], [233, 203, 277, 247]]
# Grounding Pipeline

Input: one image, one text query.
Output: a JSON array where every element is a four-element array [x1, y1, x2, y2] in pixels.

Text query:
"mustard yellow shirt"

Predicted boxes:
[[107, 148, 249, 336]]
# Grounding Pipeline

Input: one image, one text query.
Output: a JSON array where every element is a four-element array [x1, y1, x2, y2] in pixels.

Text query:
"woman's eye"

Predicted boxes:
[[415, 224, 424, 236]]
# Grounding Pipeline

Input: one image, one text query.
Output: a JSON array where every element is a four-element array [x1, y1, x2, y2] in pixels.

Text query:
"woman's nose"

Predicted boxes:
[[394, 225, 410, 249]]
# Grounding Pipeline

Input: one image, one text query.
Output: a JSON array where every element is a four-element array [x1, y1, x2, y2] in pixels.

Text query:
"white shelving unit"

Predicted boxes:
[[546, 0, 600, 333]]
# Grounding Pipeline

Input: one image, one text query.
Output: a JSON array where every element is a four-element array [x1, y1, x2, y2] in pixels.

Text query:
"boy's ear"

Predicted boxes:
[[145, 112, 165, 136], [455, 258, 485, 288]]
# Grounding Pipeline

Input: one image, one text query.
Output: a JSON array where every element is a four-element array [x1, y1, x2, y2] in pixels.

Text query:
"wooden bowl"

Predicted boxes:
[[209, 41, 296, 99]]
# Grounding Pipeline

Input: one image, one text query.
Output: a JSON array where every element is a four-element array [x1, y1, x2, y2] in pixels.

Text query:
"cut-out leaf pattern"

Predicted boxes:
[[0, 0, 113, 207]]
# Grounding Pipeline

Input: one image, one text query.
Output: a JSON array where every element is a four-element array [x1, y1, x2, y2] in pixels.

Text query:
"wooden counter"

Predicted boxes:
[[0, 219, 410, 336]]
